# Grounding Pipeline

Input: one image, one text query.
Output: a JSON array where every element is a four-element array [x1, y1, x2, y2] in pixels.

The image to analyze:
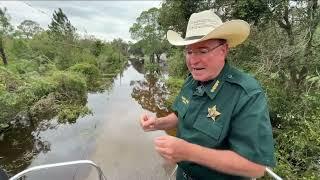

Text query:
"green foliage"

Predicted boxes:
[[17, 20, 43, 39], [29, 93, 58, 121], [50, 71, 87, 104], [11, 39, 31, 59], [229, 0, 271, 26], [69, 63, 101, 88], [111, 38, 129, 57], [21, 76, 57, 103], [0, 7, 127, 132], [0, 91, 25, 127], [53, 44, 75, 70], [24, 71, 91, 123], [0, 66, 23, 91], [28, 32, 56, 60], [167, 48, 188, 78], [130, 7, 169, 63], [91, 40, 103, 57], [47, 8, 76, 42], [128, 40, 144, 57], [47, 8, 78, 70], [159, 0, 205, 35], [97, 43, 126, 74], [10, 59, 39, 74], [57, 104, 91, 123], [0, 7, 12, 35], [0, 7, 13, 65], [164, 77, 184, 109], [144, 59, 160, 73], [263, 79, 320, 179], [0, 68, 54, 124], [70, 48, 97, 65]]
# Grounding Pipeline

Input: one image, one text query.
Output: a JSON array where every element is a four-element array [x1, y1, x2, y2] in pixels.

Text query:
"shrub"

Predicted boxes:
[[50, 71, 87, 104], [57, 104, 91, 123], [68, 63, 101, 88], [29, 93, 59, 121], [0, 92, 21, 125], [165, 77, 184, 108], [0, 67, 23, 92]]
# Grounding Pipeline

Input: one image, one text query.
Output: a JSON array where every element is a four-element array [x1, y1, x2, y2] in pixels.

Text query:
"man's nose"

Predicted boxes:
[[187, 54, 201, 65]]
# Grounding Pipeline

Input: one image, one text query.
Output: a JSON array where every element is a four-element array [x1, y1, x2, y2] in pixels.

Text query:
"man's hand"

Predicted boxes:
[[140, 113, 157, 131], [154, 135, 191, 164]]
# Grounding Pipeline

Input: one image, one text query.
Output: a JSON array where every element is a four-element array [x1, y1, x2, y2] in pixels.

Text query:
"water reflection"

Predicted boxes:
[[131, 72, 170, 118], [0, 72, 119, 177], [130, 60, 177, 136], [0, 124, 52, 177], [1, 60, 173, 179], [129, 58, 145, 74]]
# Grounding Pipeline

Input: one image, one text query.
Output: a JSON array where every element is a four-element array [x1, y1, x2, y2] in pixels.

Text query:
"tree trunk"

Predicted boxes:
[[0, 47, 8, 65], [150, 53, 154, 63], [156, 54, 161, 63], [297, 0, 319, 87], [0, 39, 8, 65]]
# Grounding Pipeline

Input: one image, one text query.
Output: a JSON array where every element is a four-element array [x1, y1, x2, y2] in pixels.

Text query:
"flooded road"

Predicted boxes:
[[85, 62, 174, 180], [0, 60, 175, 180]]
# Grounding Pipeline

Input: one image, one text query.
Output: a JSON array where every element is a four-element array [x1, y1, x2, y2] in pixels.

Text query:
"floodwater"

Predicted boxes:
[[0, 59, 175, 180]]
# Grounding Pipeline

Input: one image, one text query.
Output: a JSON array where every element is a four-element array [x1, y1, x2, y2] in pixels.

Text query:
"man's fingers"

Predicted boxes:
[[155, 146, 167, 153], [155, 147, 175, 163], [154, 138, 167, 147], [144, 126, 156, 132], [140, 113, 158, 132], [155, 135, 169, 140], [155, 147, 171, 157], [140, 113, 148, 123], [160, 153, 172, 161]]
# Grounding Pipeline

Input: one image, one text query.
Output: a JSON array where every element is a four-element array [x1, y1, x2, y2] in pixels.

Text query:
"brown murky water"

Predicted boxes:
[[0, 59, 175, 180]]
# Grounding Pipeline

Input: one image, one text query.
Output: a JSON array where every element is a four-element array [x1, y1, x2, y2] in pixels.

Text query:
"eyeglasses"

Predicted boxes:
[[184, 43, 224, 56]]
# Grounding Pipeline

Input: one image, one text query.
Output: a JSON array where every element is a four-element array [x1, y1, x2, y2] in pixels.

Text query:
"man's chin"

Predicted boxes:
[[192, 75, 208, 82]]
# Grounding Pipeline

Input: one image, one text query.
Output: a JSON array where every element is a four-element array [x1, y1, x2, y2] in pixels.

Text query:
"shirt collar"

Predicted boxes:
[[193, 63, 231, 99]]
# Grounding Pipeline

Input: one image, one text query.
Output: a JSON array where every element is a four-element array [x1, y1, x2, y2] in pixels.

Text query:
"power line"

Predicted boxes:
[[22, 1, 51, 17]]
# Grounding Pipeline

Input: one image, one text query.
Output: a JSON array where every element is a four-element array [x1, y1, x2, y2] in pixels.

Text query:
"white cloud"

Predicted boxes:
[[0, 1, 161, 42]]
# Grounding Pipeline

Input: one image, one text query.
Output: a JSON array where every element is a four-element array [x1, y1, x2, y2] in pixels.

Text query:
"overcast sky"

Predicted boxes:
[[0, 1, 161, 42]]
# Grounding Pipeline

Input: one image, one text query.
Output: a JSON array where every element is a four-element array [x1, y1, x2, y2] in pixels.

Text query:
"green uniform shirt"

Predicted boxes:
[[172, 63, 275, 180]]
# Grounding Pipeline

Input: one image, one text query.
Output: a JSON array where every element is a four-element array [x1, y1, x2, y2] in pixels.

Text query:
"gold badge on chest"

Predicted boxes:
[[207, 105, 221, 121]]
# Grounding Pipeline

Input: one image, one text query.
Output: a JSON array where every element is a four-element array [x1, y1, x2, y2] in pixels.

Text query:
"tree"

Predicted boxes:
[[111, 38, 128, 56], [159, 0, 214, 36], [197, 0, 320, 91], [0, 7, 12, 65], [128, 40, 144, 57], [48, 8, 76, 42], [17, 20, 43, 39], [130, 8, 169, 63], [47, 8, 77, 69], [91, 40, 103, 57]]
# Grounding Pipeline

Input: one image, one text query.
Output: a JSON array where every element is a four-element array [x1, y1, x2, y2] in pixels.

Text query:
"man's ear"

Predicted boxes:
[[221, 43, 229, 57]]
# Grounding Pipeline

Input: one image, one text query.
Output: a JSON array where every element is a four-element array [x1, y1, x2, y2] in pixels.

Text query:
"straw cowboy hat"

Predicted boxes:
[[167, 9, 250, 47]]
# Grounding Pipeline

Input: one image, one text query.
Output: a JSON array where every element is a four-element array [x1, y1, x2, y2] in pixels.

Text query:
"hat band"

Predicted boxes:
[[184, 35, 204, 41]]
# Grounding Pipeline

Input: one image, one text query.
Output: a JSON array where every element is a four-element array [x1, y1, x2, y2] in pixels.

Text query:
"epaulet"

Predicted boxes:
[[225, 67, 262, 96]]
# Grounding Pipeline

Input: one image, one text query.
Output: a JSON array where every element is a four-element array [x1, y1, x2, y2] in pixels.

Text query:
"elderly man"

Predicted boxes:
[[140, 9, 275, 180]]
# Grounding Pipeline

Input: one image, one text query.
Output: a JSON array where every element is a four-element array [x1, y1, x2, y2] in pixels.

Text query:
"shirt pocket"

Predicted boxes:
[[175, 100, 188, 119], [192, 115, 223, 147], [173, 94, 190, 119]]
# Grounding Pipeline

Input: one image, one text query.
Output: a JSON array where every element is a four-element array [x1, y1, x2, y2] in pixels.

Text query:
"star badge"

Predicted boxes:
[[207, 105, 221, 121]]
